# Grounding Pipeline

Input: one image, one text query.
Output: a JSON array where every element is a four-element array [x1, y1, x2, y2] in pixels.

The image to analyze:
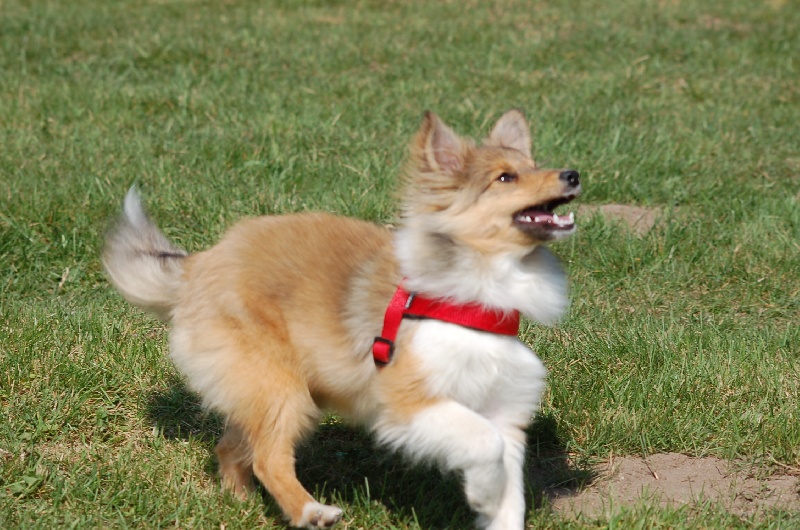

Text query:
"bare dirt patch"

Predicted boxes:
[[578, 204, 664, 236], [544, 453, 799, 518]]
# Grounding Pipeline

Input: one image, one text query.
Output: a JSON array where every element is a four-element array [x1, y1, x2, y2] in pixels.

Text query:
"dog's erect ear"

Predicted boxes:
[[414, 112, 466, 174], [487, 109, 532, 160]]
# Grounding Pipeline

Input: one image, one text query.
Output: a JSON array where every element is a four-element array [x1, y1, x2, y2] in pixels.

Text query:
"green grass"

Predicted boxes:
[[1, 0, 798, 527]]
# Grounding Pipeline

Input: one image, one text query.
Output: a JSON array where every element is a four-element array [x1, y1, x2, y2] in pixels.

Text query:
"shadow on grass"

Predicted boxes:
[[525, 414, 597, 510], [145, 376, 224, 443], [145, 378, 595, 528]]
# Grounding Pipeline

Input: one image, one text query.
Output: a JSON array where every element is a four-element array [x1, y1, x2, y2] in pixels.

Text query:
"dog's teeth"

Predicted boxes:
[[534, 215, 547, 223], [568, 212, 575, 222], [553, 213, 560, 222]]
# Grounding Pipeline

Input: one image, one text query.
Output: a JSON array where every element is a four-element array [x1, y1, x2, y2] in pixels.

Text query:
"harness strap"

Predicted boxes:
[[372, 284, 412, 367], [372, 283, 521, 368]]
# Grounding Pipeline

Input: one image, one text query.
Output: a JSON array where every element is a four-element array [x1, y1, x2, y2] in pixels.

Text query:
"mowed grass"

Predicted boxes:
[[1, 0, 798, 528]]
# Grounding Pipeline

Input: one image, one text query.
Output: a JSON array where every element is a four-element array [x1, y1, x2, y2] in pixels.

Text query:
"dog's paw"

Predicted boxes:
[[477, 510, 524, 530], [298, 502, 343, 528]]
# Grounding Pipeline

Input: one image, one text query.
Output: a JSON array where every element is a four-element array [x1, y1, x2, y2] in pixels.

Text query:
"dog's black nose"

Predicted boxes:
[[559, 169, 580, 188]]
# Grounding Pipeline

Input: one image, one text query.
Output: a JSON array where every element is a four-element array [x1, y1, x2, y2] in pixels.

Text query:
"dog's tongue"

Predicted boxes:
[[515, 210, 575, 230]]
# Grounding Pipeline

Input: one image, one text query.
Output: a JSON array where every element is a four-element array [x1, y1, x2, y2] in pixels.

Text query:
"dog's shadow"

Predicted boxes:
[[145, 379, 595, 528]]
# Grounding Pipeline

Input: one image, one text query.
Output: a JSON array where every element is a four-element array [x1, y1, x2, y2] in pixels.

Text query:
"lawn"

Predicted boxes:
[[1, 0, 798, 528]]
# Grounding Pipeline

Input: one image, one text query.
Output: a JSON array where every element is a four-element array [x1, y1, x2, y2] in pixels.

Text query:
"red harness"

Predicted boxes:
[[372, 283, 521, 367]]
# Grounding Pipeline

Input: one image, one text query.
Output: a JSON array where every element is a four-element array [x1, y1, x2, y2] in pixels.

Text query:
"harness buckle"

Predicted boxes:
[[372, 336, 394, 368]]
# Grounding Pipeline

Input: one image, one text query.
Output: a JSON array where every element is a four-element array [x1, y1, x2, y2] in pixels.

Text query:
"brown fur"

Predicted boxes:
[[172, 214, 400, 524]]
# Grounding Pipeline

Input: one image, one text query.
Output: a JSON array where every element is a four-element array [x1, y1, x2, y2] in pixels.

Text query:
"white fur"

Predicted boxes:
[[103, 187, 186, 320], [483, 426, 528, 530], [394, 226, 569, 325], [411, 322, 547, 418], [123, 186, 152, 230], [298, 502, 343, 529]]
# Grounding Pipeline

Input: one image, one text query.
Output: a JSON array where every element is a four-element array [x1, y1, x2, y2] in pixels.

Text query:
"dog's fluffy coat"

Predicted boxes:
[[104, 110, 580, 529]]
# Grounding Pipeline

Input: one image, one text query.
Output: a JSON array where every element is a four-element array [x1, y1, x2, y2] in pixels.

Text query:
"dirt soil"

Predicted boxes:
[[577, 204, 664, 236], [544, 453, 799, 519]]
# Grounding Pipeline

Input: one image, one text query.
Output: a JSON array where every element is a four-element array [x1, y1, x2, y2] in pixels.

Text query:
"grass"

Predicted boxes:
[[1, 0, 798, 527]]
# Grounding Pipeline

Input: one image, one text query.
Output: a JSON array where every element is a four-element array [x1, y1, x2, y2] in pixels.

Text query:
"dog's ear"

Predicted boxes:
[[403, 112, 472, 214], [487, 109, 532, 160], [413, 112, 466, 174]]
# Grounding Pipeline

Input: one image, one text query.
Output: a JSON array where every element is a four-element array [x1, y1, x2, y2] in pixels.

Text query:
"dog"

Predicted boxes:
[[103, 110, 581, 529]]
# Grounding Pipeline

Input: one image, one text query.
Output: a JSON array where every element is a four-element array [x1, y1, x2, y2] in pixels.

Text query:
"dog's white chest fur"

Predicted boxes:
[[412, 321, 547, 420]]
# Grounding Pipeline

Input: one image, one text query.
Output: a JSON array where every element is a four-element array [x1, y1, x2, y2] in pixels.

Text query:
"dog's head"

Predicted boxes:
[[401, 110, 581, 253]]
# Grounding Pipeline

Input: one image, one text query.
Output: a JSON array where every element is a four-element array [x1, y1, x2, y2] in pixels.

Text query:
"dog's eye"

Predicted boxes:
[[497, 172, 517, 183]]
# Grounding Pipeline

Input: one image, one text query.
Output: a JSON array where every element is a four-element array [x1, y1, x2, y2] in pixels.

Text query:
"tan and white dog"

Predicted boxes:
[[103, 110, 581, 529]]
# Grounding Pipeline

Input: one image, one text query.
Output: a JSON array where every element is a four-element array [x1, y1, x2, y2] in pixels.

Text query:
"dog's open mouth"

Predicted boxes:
[[513, 195, 578, 238]]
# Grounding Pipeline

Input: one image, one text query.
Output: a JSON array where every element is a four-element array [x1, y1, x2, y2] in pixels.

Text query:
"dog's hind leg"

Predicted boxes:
[[245, 382, 343, 529], [215, 421, 255, 499]]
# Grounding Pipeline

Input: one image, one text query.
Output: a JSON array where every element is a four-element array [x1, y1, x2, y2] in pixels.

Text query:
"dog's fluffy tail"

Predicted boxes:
[[103, 187, 187, 321]]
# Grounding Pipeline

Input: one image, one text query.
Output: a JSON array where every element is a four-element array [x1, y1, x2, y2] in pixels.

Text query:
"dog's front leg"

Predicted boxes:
[[377, 401, 513, 527], [478, 423, 528, 530]]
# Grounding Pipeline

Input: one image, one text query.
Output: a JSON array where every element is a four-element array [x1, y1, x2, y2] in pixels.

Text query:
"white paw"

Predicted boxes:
[[299, 501, 343, 529], [477, 509, 524, 530]]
